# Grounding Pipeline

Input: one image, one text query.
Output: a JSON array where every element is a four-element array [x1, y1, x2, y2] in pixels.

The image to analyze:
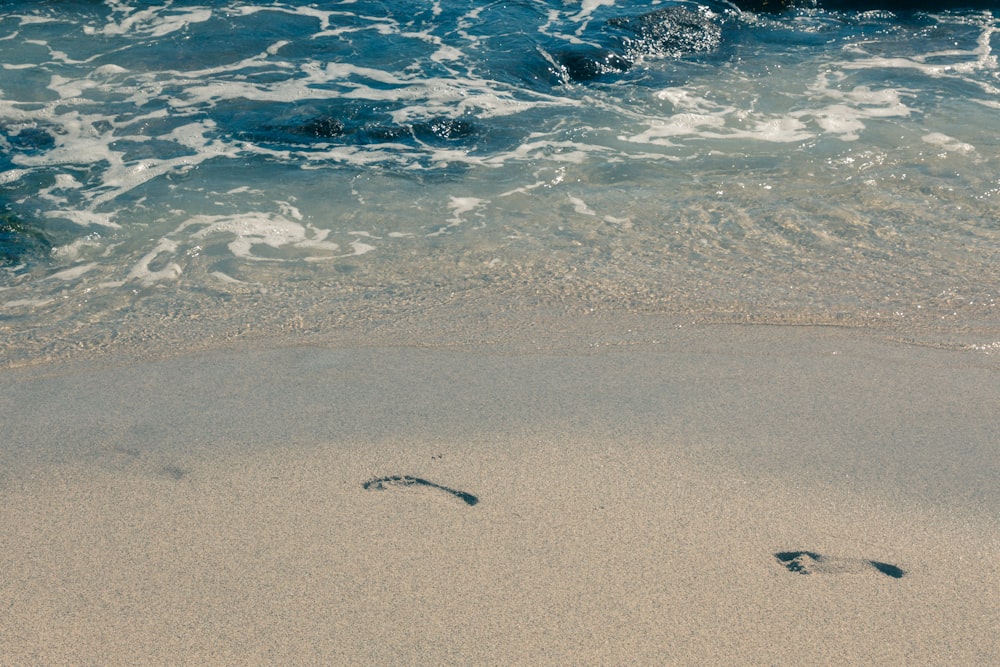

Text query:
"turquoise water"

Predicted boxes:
[[2, 1, 999, 362]]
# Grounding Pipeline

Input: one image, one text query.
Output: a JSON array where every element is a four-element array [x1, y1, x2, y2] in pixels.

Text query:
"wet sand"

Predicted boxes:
[[1, 318, 997, 664]]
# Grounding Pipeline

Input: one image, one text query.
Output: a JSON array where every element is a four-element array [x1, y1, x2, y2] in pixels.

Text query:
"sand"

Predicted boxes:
[[1, 316, 997, 665]]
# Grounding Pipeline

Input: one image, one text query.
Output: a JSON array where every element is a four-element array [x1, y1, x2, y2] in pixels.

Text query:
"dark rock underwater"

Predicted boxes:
[[264, 0, 1000, 142], [556, 0, 1000, 82], [737, 1, 1000, 11], [1, 211, 51, 266], [1, 125, 54, 266]]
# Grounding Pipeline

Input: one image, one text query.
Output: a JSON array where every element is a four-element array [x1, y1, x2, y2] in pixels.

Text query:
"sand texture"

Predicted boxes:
[[1, 321, 997, 665]]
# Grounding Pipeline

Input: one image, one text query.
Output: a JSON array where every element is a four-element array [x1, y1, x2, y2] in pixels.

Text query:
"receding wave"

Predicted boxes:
[[1, 1, 998, 362]]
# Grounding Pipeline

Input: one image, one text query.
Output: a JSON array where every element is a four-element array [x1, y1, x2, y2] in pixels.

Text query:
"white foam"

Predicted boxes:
[[842, 24, 998, 78], [426, 196, 487, 236], [53, 174, 83, 189], [2, 297, 55, 309], [655, 88, 726, 113], [0, 169, 28, 185], [209, 271, 251, 285], [796, 84, 911, 141], [571, 0, 619, 22], [183, 214, 341, 262], [631, 77, 912, 146], [494, 139, 606, 165], [430, 44, 464, 63], [89, 5, 213, 38], [227, 4, 343, 34], [51, 237, 108, 262], [266, 41, 290, 57], [48, 263, 98, 281], [346, 239, 376, 257], [922, 132, 975, 153], [568, 195, 596, 216], [48, 74, 96, 99], [126, 238, 182, 286], [172, 75, 337, 107], [737, 115, 813, 142], [278, 202, 303, 221], [92, 64, 128, 77], [45, 210, 120, 229], [622, 113, 727, 146], [324, 62, 410, 86], [447, 196, 485, 223], [9, 15, 59, 27], [802, 105, 865, 139]]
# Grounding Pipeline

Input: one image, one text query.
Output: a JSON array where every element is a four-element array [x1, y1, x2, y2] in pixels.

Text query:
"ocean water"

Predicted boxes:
[[1, 0, 998, 363]]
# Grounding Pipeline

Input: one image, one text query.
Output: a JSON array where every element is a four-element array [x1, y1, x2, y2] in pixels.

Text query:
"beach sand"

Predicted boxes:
[[1, 316, 997, 665]]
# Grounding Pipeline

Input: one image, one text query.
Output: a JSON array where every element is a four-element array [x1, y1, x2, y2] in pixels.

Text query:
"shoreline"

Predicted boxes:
[[4, 294, 999, 371], [1, 320, 997, 663]]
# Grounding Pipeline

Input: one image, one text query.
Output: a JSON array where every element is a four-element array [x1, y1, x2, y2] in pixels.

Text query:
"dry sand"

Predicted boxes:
[[1, 318, 997, 665]]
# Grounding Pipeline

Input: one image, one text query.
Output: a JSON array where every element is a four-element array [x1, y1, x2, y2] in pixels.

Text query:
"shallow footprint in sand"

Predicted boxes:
[[363, 475, 479, 506], [774, 551, 904, 578]]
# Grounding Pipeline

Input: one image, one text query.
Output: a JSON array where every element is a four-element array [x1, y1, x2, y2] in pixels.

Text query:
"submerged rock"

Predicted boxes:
[[608, 6, 723, 59], [294, 116, 345, 138], [732, 0, 1000, 11], [555, 47, 634, 82], [360, 118, 478, 144], [0, 211, 51, 265], [551, 0, 995, 83], [257, 114, 480, 148], [556, 6, 723, 82]]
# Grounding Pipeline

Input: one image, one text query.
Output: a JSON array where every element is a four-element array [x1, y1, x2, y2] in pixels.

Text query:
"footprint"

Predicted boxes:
[[774, 551, 904, 578], [159, 464, 188, 480], [363, 475, 479, 506]]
